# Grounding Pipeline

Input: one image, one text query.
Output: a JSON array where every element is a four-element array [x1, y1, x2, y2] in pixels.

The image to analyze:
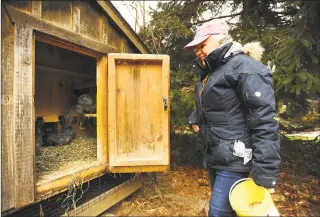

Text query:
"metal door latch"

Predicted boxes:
[[162, 97, 168, 110]]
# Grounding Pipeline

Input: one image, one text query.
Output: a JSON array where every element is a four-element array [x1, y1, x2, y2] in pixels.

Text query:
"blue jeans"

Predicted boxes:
[[208, 169, 249, 217]]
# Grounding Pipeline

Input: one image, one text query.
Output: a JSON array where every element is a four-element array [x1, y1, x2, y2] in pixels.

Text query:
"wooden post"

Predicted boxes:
[[13, 24, 35, 208], [97, 55, 108, 165], [1, 5, 16, 211]]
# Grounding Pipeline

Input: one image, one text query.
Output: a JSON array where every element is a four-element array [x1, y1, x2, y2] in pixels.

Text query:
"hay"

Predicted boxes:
[[36, 136, 98, 184], [108, 167, 210, 216], [61, 175, 90, 213]]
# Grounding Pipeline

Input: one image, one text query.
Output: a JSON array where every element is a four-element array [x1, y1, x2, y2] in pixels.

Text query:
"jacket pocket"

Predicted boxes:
[[208, 140, 239, 166], [205, 125, 241, 147]]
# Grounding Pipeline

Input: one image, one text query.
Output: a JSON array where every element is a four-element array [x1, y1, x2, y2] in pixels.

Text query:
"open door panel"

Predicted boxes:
[[108, 54, 170, 173]]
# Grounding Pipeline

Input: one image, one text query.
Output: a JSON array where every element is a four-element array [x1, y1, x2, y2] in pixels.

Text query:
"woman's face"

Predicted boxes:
[[194, 36, 222, 60]]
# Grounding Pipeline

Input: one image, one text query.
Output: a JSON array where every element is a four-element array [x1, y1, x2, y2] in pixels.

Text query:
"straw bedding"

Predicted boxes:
[[36, 136, 98, 184]]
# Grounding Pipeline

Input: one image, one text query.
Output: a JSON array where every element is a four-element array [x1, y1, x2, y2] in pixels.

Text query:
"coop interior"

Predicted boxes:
[[35, 40, 99, 184]]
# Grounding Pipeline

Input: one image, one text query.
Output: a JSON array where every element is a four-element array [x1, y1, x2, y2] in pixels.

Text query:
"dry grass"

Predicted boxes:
[[36, 136, 98, 184], [107, 165, 211, 216], [107, 134, 320, 217], [61, 175, 90, 214]]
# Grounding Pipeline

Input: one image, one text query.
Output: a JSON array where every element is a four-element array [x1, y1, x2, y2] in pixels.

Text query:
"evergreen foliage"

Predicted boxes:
[[138, 0, 320, 126]]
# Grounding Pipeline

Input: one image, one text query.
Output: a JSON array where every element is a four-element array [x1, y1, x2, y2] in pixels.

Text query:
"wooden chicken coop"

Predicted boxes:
[[1, 0, 170, 216]]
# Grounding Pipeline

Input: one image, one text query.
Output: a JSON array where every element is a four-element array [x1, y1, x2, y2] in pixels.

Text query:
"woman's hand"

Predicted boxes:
[[267, 188, 275, 193], [192, 124, 200, 133]]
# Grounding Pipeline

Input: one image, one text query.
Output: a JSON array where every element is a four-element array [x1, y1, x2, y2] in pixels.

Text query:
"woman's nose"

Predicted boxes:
[[194, 50, 201, 57]]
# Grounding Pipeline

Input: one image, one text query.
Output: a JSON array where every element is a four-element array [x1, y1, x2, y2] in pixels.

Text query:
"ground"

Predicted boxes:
[[106, 131, 320, 216], [106, 165, 211, 216]]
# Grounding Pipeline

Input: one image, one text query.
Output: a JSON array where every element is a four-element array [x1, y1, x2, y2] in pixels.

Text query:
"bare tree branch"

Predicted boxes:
[[213, 2, 224, 18], [191, 12, 243, 26], [274, 11, 292, 16]]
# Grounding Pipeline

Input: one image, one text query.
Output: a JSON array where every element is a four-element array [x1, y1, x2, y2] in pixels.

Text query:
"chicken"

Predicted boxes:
[[35, 116, 44, 153], [76, 94, 95, 114], [78, 94, 94, 106], [57, 115, 75, 145], [46, 116, 75, 146]]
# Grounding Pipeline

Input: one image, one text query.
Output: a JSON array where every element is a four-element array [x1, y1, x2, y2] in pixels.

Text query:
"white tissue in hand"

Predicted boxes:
[[233, 140, 245, 156], [233, 140, 252, 165], [243, 149, 252, 165]]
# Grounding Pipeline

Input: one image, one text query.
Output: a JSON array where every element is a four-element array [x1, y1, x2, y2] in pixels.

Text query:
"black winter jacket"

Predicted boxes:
[[189, 42, 280, 188]]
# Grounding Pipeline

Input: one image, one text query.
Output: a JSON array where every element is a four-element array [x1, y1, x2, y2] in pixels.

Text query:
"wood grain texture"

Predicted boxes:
[[99, 16, 109, 44], [72, 3, 80, 33], [31, 1, 42, 18], [1, 2, 170, 209], [5, 5, 117, 56], [122, 38, 136, 53], [36, 164, 106, 200], [108, 54, 170, 170], [108, 55, 116, 169], [108, 22, 123, 52], [6, 0, 32, 14], [6, 1, 147, 54], [77, 0, 100, 41], [108, 165, 169, 173], [162, 55, 170, 165], [97, 55, 108, 164], [42, 1, 72, 30], [1, 6, 16, 211], [13, 24, 35, 208], [96, 1, 149, 54]]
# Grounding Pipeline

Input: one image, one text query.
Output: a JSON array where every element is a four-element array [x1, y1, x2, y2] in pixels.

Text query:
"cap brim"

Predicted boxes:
[[183, 35, 210, 52]]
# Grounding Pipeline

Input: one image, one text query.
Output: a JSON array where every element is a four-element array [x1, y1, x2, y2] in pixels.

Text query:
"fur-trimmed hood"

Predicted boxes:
[[224, 41, 265, 62], [242, 42, 265, 61]]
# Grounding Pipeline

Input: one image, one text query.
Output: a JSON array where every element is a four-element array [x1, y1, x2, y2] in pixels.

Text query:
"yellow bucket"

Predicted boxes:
[[229, 178, 276, 216]]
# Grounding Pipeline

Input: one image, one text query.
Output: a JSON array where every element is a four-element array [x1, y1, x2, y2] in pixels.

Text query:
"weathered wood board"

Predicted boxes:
[[42, 1, 72, 30], [13, 24, 35, 208], [5, 0, 145, 53], [108, 54, 170, 170], [1, 5, 16, 211], [1, 0, 154, 211]]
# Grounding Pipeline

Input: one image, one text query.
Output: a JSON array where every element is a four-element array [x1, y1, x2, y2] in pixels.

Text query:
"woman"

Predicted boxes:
[[184, 19, 280, 216]]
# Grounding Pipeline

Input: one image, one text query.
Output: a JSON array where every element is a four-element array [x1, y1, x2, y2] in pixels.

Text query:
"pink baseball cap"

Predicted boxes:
[[184, 19, 229, 52]]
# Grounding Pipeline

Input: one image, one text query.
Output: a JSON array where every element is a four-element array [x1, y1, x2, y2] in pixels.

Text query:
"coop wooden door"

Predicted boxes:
[[107, 53, 170, 173]]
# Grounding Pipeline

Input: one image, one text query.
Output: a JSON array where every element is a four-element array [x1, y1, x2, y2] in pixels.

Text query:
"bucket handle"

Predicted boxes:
[[229, 178, 252, 200]]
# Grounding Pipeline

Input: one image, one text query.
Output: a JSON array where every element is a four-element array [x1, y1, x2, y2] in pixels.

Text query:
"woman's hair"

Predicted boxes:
[[211, 35, 233, 46]]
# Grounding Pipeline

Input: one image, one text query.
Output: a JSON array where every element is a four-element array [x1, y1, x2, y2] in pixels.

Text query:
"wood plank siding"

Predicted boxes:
[[1, 0, 149, 211]]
